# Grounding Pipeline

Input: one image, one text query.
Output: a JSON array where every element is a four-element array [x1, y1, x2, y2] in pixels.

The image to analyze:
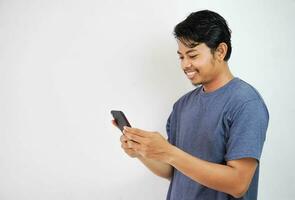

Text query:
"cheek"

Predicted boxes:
[[180, 61, 185, 69], [192, 58, 208, 70]]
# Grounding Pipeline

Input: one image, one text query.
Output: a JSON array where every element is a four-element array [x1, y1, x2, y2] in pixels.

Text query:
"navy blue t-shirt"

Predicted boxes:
[[166, 78, 269, 200]]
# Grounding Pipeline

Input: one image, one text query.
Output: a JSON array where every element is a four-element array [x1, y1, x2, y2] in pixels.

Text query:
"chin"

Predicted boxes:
[[191, 82, 201, 87], [191, 78, 202, 87]]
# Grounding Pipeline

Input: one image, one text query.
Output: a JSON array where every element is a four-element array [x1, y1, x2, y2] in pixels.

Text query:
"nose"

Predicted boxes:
[[182, 58, 192, 69]]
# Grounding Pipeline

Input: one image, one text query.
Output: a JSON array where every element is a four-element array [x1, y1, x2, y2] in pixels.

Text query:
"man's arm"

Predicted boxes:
[[124, 127, 257, 198], [137, 156, 173, 180], [167, 146, 257, 198]]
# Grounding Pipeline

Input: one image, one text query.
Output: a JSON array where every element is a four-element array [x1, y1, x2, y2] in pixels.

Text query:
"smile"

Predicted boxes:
[[185, 71, 197, 79]]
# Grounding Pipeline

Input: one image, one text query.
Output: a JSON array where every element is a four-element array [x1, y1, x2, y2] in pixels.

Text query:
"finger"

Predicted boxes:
[[112, 120, 118, 127], [123, 127, 149, 137], [120, 135, 128, 143], [124, 148, 137, 156], [127, 140, 141, 150], [124, 132, 147, 144], [121, 139, 137, 149], [121, 142, 130, 149]]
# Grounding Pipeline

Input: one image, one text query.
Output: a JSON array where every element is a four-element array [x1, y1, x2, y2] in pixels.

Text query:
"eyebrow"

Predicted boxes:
[[177, 49, 198, 55]]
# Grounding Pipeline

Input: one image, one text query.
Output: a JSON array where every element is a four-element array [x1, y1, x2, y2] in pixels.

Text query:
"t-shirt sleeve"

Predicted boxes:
[[224, 99, 269, 162], [166, 112, 174, 144], [166, 104, 177, 145]]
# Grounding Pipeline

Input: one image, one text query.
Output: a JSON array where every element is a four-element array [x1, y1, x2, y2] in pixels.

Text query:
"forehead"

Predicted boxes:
[[177, 41, 208, 54]]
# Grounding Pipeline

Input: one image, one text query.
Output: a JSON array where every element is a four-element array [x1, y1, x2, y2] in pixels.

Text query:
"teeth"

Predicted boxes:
[[186, 71, 196, 79]]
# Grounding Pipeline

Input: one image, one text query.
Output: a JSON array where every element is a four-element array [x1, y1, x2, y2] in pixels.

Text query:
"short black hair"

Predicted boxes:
[[173, 10, 232, 61]]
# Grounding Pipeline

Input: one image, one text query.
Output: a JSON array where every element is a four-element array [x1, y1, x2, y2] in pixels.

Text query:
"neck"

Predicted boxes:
[[203, 65, 234, 93]]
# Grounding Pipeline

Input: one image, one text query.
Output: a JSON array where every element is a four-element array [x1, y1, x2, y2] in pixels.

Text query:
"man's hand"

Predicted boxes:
[[120, 134, 141, 158], [122, 126, 173, 162], [112, 121, 173, 179], [111, 120, 140, 158]]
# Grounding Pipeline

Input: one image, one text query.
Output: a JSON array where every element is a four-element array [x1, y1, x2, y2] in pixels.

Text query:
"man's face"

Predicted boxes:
[[177, 40, 220, 86]]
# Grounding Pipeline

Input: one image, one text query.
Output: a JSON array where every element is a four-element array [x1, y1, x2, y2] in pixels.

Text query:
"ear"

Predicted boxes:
[[215, 42, 228, 61]]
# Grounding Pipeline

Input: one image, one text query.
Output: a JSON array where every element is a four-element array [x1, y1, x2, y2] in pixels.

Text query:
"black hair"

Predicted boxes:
[[173, 10, 232, 61]]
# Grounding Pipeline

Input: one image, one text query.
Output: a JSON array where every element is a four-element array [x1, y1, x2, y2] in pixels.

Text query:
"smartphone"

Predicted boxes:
[[111, 110, 131, 132]]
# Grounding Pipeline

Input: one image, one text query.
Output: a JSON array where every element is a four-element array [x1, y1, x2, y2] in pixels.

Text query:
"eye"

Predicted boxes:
[[178, 57, 184, 60], [189, 55, 198, 59]]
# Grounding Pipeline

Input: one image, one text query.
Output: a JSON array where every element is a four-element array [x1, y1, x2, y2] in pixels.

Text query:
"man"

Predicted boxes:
[[112, 10, 269, 200]]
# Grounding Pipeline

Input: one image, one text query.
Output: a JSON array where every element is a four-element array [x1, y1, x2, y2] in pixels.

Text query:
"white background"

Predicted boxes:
[[0, 0, 294, 199]]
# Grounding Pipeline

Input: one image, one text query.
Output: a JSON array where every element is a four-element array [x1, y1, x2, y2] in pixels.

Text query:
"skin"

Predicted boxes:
[[112, 40, 258, 198]]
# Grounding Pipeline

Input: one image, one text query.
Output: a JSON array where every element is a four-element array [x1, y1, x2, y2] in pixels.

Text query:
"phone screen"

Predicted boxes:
[[111, 110, 131, 132]]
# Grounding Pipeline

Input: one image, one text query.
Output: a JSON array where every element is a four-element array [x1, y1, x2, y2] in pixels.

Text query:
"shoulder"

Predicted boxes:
[[228, 78, 265, 103], [227, 78, 265, 107], [226, 78, 269, 120]]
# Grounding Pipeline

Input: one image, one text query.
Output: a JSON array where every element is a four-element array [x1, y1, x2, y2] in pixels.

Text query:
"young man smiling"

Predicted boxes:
[[113, 10, 269, 200]]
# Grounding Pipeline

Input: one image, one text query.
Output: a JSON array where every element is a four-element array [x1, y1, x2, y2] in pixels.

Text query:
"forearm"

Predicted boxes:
[[166, 146, 250, 198], [137, 156, 173, 180], [123, 127, 256, 197]]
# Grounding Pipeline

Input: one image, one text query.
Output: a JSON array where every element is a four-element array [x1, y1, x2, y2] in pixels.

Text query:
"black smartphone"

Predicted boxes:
[[111, 110, 131, 132]]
